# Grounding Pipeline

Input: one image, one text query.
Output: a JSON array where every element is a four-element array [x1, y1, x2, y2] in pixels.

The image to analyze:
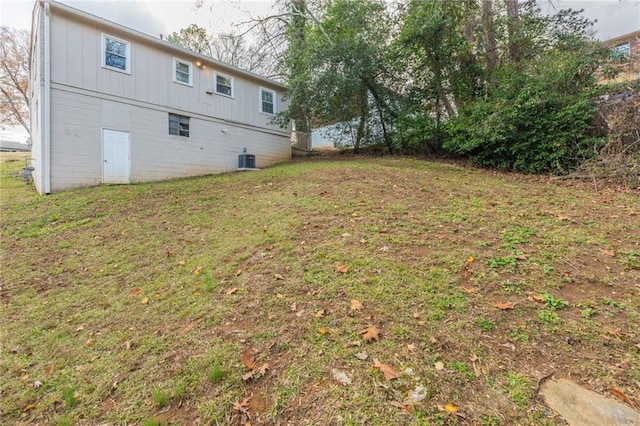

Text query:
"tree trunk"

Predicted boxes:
[[482, 0, 498, 86], [506, 0, 522, 64]]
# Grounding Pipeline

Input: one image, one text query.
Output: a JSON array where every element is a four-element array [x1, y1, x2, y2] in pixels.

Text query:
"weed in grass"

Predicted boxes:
[[141, 419, 165, 426], [511, 326, 529, 343], [477, 318, 495, 332], [475, 240, 489, 247], [622, 250, 640, 269], [487, 255, 517, 269], [505, 372, 532, 410], [60, 386, 79, 408], [502, 280, 521, 293], [601, 297, 623, 309], [208, 361, 224, 384], [151, 388, 172, 408], [581, 307, 596, 318], [448, 361, 473, 379], [541, 292, 569, 310], [537, 309, 561, 325]]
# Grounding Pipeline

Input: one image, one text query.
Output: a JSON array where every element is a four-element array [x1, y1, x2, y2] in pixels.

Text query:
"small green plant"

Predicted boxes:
[[173, 381, 186, 399], [203, 269, 215, 292], [476, 317, 495, 331], [487, 256, 517, 269], [448, 361, 473, 379], [581, 307, 595, 318], [208, 360, 224, 384], [151, 388, 172, 408], [511, 326, 529, 343], [537, 309, 561, 325], [541, 292, 568, 310], [475, 240, 489, 247], [505, 372, 532, 409], [141, 419, 164, 426], [61, 387, 79, 408], [601, 297, 623, 309]]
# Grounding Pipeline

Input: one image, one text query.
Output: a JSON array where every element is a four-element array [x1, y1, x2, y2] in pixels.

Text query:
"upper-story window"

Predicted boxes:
[[612, 41, 631, 59], [215, 72, 234, 97], [260, 87, 276, 115], [102, 34, 130, 73], [173, 58, 193, 86]]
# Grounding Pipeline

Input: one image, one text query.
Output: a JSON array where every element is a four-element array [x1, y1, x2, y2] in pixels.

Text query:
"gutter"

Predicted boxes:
[[44, 1, 51, 194]]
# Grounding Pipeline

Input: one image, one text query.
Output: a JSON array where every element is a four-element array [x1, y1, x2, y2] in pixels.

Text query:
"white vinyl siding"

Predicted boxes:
[[259, 87, 276, 115], [215, 72, 234, 97], [173, 58, 192, 86], [102, 33, 130, 73]]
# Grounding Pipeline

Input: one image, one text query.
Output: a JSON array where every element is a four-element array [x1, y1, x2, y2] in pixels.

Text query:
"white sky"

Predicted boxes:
[[0, 0, 638, 141]]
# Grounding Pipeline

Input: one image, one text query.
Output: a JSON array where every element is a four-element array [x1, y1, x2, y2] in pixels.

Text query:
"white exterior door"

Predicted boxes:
[[102, 129, 130, 184]]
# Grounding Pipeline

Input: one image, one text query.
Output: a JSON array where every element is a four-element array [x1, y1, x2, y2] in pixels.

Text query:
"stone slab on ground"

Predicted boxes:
[[541, 378, 640, 426]]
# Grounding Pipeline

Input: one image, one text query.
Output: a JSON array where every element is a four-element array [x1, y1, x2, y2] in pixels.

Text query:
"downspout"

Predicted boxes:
[[44, 1, 51, 194]]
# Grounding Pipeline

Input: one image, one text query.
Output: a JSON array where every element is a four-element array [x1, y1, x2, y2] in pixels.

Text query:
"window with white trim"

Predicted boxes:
[[260, 87, 276, 115], [173, 58, 193, 86], [102, 34, 130, 73], [169, 113, 190, 137], [215, 72, 234, 97]]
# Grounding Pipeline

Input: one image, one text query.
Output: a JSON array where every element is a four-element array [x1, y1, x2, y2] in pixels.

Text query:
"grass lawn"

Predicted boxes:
[[1, 152, 639, 425]]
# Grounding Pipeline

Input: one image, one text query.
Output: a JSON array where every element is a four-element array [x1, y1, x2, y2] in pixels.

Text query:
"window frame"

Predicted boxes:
[[214, 72, 234, 98], [101, 33, 131, 74], [173, 58, 193, 86], [612, 41, 631, 58], [259, 87, 276, 115], [168, 113, 190, 138]]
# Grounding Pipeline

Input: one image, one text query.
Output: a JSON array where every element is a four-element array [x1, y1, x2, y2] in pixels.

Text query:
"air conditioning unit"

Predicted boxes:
[[238, 153, 255, 169]]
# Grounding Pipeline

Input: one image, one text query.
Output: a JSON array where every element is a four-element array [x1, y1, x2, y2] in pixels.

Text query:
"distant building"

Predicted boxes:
[[602, 30, 640, 83], [0, 141, 31, 152], [30, 0, 291, 194]]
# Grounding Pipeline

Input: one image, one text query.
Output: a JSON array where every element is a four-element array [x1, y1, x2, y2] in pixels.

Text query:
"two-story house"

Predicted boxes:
[[30, 0, 291, 194]]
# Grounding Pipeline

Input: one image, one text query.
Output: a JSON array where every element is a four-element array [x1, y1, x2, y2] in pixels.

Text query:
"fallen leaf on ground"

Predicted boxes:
[[23, 404, 36, 413], [274, 273, 284, 280], [256, 363, 270, 375], [241, 350, 255, 369], [318, 327, 330, 335], [354, 351, 369, 360], [600, 249, 615, 257], [225, 287, 238, 295], [335, 263, 350, 273], [434, 361, 445, 370], [461, 287, 478, 294], [128, 288, 141, 297], [140, 297, 148, 304], [350, 299, 363, 311], [466, 256, 474, 263], [610, 387, 632, 404], [407, 344, 416, 352], [373, 358, 397, 380], [44, 364, 53, 376], [193, 266, 203, 275], [360, 325, 380, 342], [233, 397, 251, 412], [390, 401, 412, 413], [314, 309, 325, 318], [235, 268, 244, 276], [528, 294, 545, 302], [492, 301, 517, 310], [445, 403, 458, 413]]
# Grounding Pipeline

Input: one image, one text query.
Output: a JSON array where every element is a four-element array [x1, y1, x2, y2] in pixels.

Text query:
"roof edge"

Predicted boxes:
[[41, 0, 287, 90]]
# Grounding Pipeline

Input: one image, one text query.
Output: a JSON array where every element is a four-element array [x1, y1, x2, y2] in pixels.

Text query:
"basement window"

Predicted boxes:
[[169, 113, 190, 137]]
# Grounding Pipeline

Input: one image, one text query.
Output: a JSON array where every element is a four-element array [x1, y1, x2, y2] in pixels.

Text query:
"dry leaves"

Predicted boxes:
[[241, 350, 255, 369], [128, 288, 141, 297], [318, 327, 330, 335], [610, 387, 633, 405], [44, 364, 53, 376], [373, 358, 397, 380], [360, 325, 380, 342], [350, 299, 363, 311], [390, 401, 412, 413], [600, 249, 616, 257], [225, 287, 238, 295], [445, 403, 458, 413], [314, 309, 325, 318], [140, 297, 149, 305], [335, 263, 350, 274], [492, 301, 517, 310]]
